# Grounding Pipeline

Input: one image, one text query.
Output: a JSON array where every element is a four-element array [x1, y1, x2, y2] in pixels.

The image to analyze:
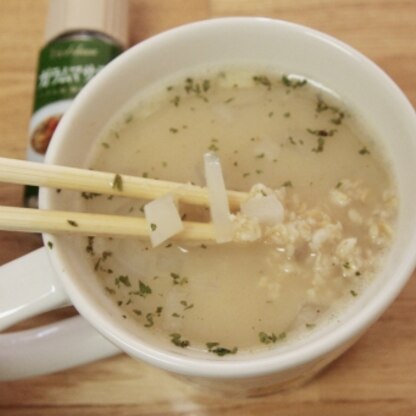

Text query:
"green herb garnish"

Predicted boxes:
[[144, 313, 154, 327], [312, 136, 326, 153], [258, 331, 286, 344], [206, 342, 238, 356], [359, 147, 370, 155], [202, 79, 211, 92], [258, 331, 277, 344], [138, 280, 152, 297], [170, 333, 190, 348], [115, 275, 131, 288], [81, 191, 101, 200], [253, 75, 272, 90], [125, 114, 133, 123], [105, 287, 115, 295], [307, 128, 336, 137], [111, 173, 123, 191], [180, 300, 194, 311], [282, 74, 307, 89], [171, 95, 180, 107], [170, 272, 188, 286]]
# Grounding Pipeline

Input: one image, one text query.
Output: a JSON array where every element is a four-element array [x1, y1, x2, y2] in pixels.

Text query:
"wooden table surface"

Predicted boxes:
[[0, 0, 415, 414]]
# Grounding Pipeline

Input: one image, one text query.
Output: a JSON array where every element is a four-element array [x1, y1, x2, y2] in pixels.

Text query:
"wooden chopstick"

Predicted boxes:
[[0, 156, 246, 242], [0, 206, 216, 241], [0, 157, 246, 209]]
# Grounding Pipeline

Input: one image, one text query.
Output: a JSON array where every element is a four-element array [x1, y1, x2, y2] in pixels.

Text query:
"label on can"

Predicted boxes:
[[25, 37, 123, 207]]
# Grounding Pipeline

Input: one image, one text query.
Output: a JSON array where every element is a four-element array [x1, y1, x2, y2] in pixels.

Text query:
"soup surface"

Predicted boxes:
[[80, 67, 397, 355]]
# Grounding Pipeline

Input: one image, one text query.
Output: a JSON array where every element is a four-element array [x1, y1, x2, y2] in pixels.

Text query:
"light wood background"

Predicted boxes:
[[0, 0, 415, 414]]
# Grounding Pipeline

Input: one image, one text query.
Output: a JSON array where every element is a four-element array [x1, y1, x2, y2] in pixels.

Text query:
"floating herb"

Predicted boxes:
[[105, 287, 115, 295], [170, 272, 188, 286], [47, 241, 53, 249], [67, 219, 78, 227], [180, 300, 194, 311], [359, 147, 370, 155], [85, 237, 94, 256], [115, 275, 131, 288], [150, 223, 157, 232], [111, 173, 123, 191], [312, 136, 326, 153], [206, 342, 238, 356], [350, 289, 358, 297], [253, 75, 272, 90], [171, 95, 180, 107], [208, 143, 219, 152], [138, 280, 152, 297], [202, 79, 211, 92], [307, 128, 336, 137], [144, 313, 154, 327], [259, 331, 277, 344], [125, 114, 133, 123], [170, 333, 190, 348], [315, 97, 345, 125], [282, 180, 293, 188], [81, 191, 101, 200], [331, 112, 345, 125], [282, 74, 307, 89], [184, 77, 196, 94]]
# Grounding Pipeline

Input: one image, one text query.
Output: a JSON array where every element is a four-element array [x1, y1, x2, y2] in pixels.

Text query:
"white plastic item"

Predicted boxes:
[[0, 248, 120, 381]]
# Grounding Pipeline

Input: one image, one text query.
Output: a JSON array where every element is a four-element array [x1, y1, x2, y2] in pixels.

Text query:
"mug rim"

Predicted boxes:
[[41, 16, 416, 379]]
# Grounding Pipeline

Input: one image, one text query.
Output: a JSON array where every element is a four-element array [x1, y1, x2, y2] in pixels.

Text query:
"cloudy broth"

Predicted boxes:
[[81, 67, 397, 355]]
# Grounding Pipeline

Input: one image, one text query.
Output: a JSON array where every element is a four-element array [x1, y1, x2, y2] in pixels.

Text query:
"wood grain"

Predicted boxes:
[[0, 0, 415, 414]]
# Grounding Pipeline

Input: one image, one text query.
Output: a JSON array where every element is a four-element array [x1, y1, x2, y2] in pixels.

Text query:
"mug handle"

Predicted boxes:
[[0, 247, 120, 381]]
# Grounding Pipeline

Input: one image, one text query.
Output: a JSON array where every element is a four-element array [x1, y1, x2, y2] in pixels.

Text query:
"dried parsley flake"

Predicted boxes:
[[111, 173, 123, 191]]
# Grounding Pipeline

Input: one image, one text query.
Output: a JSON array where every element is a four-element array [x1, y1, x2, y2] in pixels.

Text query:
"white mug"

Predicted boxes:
[[1, 17, 416, 395]]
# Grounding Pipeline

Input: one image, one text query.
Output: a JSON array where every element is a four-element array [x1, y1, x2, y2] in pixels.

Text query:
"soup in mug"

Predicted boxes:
[[76, 67, 397, 356]]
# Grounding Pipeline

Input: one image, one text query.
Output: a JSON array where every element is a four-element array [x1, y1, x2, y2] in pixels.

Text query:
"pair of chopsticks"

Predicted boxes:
[[0, 157, 247, 242]]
